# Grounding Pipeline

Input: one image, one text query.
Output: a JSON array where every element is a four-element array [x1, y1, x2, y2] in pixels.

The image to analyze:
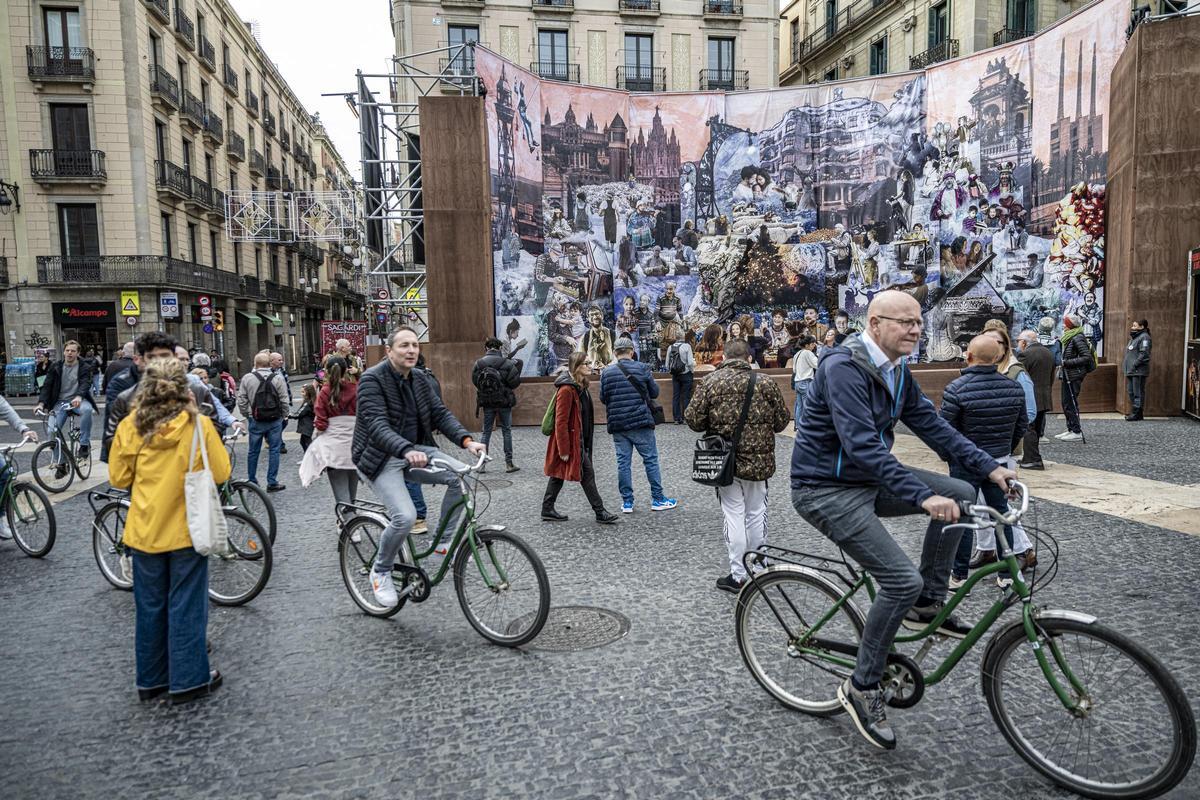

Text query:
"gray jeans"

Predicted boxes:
[[327, 468, 359, 507], [791, 467, 974, 687], [369, 447, 467, 574]]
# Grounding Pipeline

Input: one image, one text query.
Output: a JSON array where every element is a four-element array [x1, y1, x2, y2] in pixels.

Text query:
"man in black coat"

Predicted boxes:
[[36, 339, 98, 462], [1015, 329, 1055, 469], [471, 337, 521, 473], [352, 326, 487, 609]]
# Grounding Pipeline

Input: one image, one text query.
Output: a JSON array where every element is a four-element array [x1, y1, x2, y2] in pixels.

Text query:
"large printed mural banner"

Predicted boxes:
[[482, 0, 1124, 376]]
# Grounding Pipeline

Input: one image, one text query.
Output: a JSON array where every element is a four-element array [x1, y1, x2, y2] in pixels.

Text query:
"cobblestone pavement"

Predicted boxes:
[[1, 418, 1198, 800]]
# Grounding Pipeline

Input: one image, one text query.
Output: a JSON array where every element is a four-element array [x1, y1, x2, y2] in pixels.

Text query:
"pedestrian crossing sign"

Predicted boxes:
[[120, 291, 140, 316]]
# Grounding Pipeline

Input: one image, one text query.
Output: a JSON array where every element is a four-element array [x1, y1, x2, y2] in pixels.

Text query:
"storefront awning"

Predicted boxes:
[[236, 311, 262, 324], [259, 313, 283, 326]]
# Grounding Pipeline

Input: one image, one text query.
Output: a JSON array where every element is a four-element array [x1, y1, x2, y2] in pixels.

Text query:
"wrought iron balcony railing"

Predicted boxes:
[[249, 150, 265, 176], [263, 109, 276, 136], [29, 149, 107, 182], [189, 175, 214, 209], [703, 0, 743, 16], [699, 68, 748, 91], [226, 130, 245, 161], [149, 64, 180, 108], [530, 62, 580, 83], [280, 129, 291, 150], [199, 37, 216, 72], [246, 89, 259, 117], [993, 27, 1034, 46], [619, 0, 660, 13], [173, 6, 195, 50], [266, 167, 281, 191], [531, 0, 574, 9], [26, 45, 96, 82], [37, 255, 241, 296], [223, 63, 239, 95], [182, 91, 205, 129], [155, 159, 190, 198], [616, 66, 665, 92], [909, 39, 959, 70], [794, 0, 898, 64], [144, 0, 170, 24], [203, 107, 223, 142]]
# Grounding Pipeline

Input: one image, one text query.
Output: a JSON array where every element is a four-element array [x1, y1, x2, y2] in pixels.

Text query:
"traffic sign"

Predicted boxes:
[[203, 322, 214, 334], [126, 315, 138, 327], [375, 288, 389, 300], [198, 295, 213, 320], [160, 292, 179, 319], [120, 291, 140, 316]]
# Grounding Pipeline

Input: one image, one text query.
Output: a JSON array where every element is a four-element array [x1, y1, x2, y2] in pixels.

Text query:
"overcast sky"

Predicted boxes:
[[229, 0, 394, 180]]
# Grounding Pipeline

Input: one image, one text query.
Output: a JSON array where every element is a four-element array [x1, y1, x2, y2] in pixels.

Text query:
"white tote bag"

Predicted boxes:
[[185, 416, 230, 557]]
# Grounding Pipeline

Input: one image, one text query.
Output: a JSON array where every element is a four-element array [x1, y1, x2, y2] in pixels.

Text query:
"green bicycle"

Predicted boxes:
[[0, 440, 56, 557], [338, 453, 551, 647], [735, 481, 1195, 800]]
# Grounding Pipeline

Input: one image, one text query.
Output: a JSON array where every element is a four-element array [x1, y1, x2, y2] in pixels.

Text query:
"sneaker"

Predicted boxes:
[[279, 444, 288, 455], [651, 498, 678, 511], [1053, 431, 1073, 440], [1058, 432, 1084, 442], [715, 574, 744, 595], [119, 554, 134, 583], [369, 569, 399, 607], [902, 601, 972, 639], [410, 518, 428, 535], [0, 517, 11, 540], [505, 462, 520, 473], [968, 549, 997, 569], [54, 463, 69, 480], [621, 500, 634, 514], [1018, 461, 1045, 471], [76, 446, 90, 461], [948, 574, 968, 591], [838, 678, 896, 750]]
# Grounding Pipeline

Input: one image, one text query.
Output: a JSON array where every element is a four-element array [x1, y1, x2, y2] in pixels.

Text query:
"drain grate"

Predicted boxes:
[[509, 605, 631, 651]]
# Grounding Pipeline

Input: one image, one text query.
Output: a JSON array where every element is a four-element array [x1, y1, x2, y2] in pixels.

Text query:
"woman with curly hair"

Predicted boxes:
[[109, 356, 231, 706]]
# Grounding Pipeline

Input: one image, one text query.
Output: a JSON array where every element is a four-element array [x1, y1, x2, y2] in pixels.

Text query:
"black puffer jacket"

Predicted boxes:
[[939, 365, 1029, 464], [471, 349, 521, 409], [351, 360, 471, 480], [1061, 331, 1095, 382], [101, 370, 222, 462]]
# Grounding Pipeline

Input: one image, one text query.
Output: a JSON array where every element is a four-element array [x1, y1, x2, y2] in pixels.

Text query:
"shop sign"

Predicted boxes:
[[52, 302, 116, 325], [160, 292, 180, 319], [319, 320, 368, 356], [120, 291, 140, 316]]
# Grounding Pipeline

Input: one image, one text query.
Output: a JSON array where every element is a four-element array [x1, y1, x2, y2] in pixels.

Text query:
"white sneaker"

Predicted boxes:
[[120, 554, 134, 583], [1053, 431, 1072, 440], [0, 517, 11, 540], [369, 569, 399, 607], [1059, 432, 1084, 442], [948, 574, 968, 590]]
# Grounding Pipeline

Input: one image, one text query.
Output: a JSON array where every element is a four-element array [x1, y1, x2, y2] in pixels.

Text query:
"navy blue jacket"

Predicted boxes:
[[939, 365, 1029, 464], [791, 334, 998, 507], [599, 358, 658, 434]]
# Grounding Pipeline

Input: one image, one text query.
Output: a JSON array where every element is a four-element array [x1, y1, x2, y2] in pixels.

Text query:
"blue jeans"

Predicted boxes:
[[791, 467, 974, 687], [246, 418, 284, 485], [950, 467, 1013, 578], [481, 407, 513, 461], [48, 402, 93, 453], [131, 547, 210, 694], [370, 448, 466, 573], [612, 427, 665, 505], [406, 480, 427, 518], [793, 378, 812, 431]]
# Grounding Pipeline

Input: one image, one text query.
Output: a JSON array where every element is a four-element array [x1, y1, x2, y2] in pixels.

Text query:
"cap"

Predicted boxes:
[[1038, 316, 1055, 333], [614, 337, 636, 353]]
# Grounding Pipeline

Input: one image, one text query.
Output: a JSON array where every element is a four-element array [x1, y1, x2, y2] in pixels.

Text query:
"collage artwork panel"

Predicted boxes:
[[482, 0, 1123, 376]]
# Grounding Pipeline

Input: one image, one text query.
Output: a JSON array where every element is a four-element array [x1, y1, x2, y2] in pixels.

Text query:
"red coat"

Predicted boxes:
[[544, 383, 583, 482], [315, 380, 357, 431]]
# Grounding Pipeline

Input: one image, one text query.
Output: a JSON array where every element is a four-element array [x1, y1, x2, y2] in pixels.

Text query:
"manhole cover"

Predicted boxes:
[[509, 605, 630, 651], [479, 478, 513, 489]]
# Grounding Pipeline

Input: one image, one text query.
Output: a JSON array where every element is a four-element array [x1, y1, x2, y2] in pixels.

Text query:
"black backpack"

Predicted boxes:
[[475, 363, 509, 410], [667, 343, 687, 376], [250, 373, 283, 421]]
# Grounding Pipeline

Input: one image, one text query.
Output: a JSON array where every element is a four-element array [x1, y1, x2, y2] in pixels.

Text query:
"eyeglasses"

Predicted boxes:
[[876, 315, 925, 330]]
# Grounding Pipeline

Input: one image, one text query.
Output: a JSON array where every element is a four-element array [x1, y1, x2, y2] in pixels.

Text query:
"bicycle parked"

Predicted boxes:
[[0, 441, 56, 558], [338, 453, 550, 647], [219, 429, 277, 544], [734, 482, 1195, 800], [90, 487, 272, 606], [32, 405, 91, 493]]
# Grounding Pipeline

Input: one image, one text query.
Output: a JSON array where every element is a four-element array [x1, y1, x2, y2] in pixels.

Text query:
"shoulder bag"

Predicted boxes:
[[185, 416, 230, 557], [615, 360, 665, 425], [692, 373, 757, 487]]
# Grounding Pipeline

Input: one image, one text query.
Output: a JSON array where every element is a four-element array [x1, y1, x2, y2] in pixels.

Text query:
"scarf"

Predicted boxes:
[[1059, 326, 1085, 346]]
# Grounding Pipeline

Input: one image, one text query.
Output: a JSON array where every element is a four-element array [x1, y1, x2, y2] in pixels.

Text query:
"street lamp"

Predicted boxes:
[[0, 180, 20, 215]]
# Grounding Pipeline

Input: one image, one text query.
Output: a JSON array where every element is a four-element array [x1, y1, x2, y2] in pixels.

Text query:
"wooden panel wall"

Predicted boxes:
[[1105, 17, 1200, 416]]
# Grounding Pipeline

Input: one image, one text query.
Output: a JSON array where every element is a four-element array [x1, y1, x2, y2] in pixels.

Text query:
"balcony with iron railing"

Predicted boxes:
[[199, 37, 216, 72], [202, 107, 223, 144], [30, 149, 107, 185], [300, 241, 322, 265], [246, 89, 259, 117], [266, 167, 281, 191], [37, 255, 241, 296], [263, 109, 276, 136], [699, 68, 748, 91], [210, 188, 226, 219], [793, 0, 899, 64], [530, 62, 580, 83], [909, 39, 959, 69], [440, 0, 484, 5], [249, 149, 265, 176], [186, 174, 214, 211], [702, 0, 743, 17], [993, 27, 1034, 46], [0, 257, 8, 287], [173, 6, 195, 50], [619, 0, 660, 15], [280, 129, 291, 150], [223, 63, 239, 95], [240, 274, 260, 297], [26, 46, 96, 88], [226, 130, 245, 161], [282, 175, 294, 193], [616, 66, 665, 92], [531, 0, 573, 10], [155, 159, 190, 200], [182, 91, 205, 131], [144, 0, 170, 23], [149, 64, 180, 111]]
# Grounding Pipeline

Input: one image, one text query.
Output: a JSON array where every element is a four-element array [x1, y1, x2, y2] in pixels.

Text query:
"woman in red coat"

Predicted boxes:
[[542, 352, 618, 524]]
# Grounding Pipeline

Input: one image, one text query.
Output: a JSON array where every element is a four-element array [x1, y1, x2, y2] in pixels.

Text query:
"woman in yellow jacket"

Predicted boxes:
[[109, 357, 231, 705]]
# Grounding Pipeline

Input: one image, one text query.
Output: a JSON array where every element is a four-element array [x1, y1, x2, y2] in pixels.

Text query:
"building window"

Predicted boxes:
[[824, 66, 839, 82], [233, 242, 241, 274], [50, 103, 91, 153], [447, 24, 479, 73], [43, 7, 82, 53], [149, 32, 162, 69], [929, 2, 949, 48], [254, 247, 261, 278], [538, 30, 569, 79], [624, 33, 654, 90], [155, 120, 167, 164], [270, 251, 279, 283], [209, 230, 220, 269], [59, 204, 99, 257], [1006, 0, 1036, 32], [708, 37, 734, 76], [204, 153, 214, 186], [229, 169, 237, 192], [825, 0, 838, 38], [161, 213, 173, 257], [789, 18, 799, 64], [178, 58, 188, 93], [187, 222, 198, 263], [870, 36, 888, 76], [182, 138, 193, 174], [286, 258, 294, 287], [1161, 0, 1186, 11]]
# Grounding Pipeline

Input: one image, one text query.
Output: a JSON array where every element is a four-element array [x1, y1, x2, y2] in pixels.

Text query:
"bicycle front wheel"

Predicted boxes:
[[735, 567, 867, 716], [208, 509, 272, 606], [9, 482, 56, 558], [453, 529, 550, 647], [31, 440, 73, 493], [228, 480, 277, 544], [73, 436, 92, 480], [91, 501, 132, 588], [982, 617, 1196, 799]]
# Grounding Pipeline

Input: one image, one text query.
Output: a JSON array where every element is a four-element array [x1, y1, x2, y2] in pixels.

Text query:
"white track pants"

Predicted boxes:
[[718, 478, 768, 582]]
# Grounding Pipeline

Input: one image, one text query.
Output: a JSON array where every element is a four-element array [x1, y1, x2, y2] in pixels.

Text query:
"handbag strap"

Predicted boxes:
[[731, 373, 758, 445], [188, 414, 211, 473], [615, 360, 652, 406]]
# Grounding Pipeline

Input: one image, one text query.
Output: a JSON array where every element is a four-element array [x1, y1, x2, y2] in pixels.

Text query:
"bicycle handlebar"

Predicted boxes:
[[950, 480, 1029, 530], [0, 439, 34, 456], [413, 451, 491, 476]]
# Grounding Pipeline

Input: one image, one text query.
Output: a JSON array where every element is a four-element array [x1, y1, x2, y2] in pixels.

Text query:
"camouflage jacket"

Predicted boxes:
[[685, 359, 791, 482]]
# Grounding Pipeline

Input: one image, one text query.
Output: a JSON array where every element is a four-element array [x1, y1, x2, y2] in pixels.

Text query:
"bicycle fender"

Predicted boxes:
[[475, 524, 507, 534], [1033, 608, 1098, 625]]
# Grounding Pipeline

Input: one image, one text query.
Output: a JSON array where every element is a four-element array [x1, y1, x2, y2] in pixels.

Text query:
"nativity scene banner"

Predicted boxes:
[[483, 0, 1120, 376]]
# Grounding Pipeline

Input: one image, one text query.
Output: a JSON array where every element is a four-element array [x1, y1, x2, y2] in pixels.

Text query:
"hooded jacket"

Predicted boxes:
[[1123, 330, 1152, 378], [101, 365, 222, 462], [938, 365, 1029, 463], [1060, 328, 1095, 382], [544, 371, 593, 482], [107, 410, 231, 553], [790, 333, 998, 507]]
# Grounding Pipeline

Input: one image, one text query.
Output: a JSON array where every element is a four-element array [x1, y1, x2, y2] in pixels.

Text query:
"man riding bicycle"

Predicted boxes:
[[790, 291, 1016, 750], [352, 326, 486, 608], [0, 395, 38, 540], [35, 340, 96, 474]]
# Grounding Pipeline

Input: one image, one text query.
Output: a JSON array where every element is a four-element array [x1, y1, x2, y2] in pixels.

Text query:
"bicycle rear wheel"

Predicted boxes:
[[453, 529, 550, 647], [91, 501, 132, 588], [208, 509, 272, 606], [9, 482, 56, 558], [339, 515, 409, 618], [31, 440, 72, 493], [982, 617, 1196, 799], [228, 480, 277, 544], [735, 567, 866, 716]]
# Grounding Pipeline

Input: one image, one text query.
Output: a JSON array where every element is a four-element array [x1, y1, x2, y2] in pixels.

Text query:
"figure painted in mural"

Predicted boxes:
[[643, 246, 672, 278], [920, 158, 941, 198], [762, 310, 791, 368], [533, 242, 563, 307], [965, 240, 985, 270], [940, 236, 970, 286], [962, 205, 979, 236], [636, 294, 656, 362], [676, 219, 700, 249], [966, 173, 988, 201], [671, 236, 697, 276], [800, 305, 828, 343], [887, 194, 912, 236], [503, 318, 528, 370], [656, 282, 683, 327], [1007, 253, 1042, 292], [954, 116, 977, 152], [686, 281, 719, 332], [714, 214, 730, 236], [728, 320, 744, 341], [548, 297, 580, 366], [930, 122, 951, 159], [546, 207, 572, 243], [627, 202, 658, 251], [818, 327, 839, 357], [501, 229, 522, 272], [733, 166, 757, 204], [798, 176, 816, 212], [771, 179, 800, 211], [694, 324, 725, 371], [616, 295, 639, 343], [581, 306, 616, 369], [616, 235, 639, 288], [833, 310, 854, 344], [573, 192, 591, 234], [602, 196, 619, 251], [823, 223, 852, 314], [857, 229, 881, 287], [1078, 292, 1103, 350], [515, 81, 538, 153], [930, 173, 965, 224]]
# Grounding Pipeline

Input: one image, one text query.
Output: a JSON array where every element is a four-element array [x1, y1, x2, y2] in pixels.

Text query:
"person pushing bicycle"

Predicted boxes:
[[790, 290, 1016, 750], [0, 394, 37, 540], [352, 326, 486, 609]]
